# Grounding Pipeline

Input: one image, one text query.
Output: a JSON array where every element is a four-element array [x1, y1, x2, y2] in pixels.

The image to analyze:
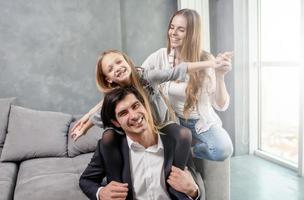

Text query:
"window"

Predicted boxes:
[[236, 0, 304, 175], [258, 0, 302, 165]]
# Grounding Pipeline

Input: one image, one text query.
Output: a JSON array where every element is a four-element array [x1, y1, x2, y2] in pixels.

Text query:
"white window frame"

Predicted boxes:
[[233, 0, 251, 156], [299, 0, 304, 176]]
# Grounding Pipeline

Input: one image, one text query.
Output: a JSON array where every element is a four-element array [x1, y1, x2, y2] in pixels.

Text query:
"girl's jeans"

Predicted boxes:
[[179, 117, 233, 161]]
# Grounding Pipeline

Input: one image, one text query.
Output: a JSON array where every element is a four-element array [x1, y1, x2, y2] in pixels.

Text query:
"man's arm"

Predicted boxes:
[[186, 157, 205, 200], [97, 181, 128, 200], [79, 140, 129, 200], [167, 166, 199, 198], [79, 140, 106, 200], [167, 158, 205, 200]]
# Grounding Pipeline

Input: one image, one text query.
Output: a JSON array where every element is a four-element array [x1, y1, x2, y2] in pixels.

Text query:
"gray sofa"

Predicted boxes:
[[0, 97, 230, 200]]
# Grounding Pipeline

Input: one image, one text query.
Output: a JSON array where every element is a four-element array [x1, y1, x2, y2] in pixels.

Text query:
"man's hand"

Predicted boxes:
[[167, 166, 198, 198], [99, 181, 128, 200]]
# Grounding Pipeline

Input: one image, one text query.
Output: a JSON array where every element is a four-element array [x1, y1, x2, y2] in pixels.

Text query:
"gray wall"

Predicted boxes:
[[0, 0, 176, 114], [0, 0, 242, 154], [120, 0, 176, 64], [209, 0, 236, 154]]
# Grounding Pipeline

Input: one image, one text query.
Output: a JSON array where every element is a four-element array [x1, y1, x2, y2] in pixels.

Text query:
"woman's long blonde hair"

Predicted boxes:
[[167, 9, 211, 118], [95, 50, 157, 134]]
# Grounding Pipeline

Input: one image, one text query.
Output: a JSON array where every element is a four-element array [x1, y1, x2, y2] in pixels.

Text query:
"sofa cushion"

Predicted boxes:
[[0, 98, 15, 148], [68, 118, 103, 157], [14, 153, 93, 200], [0, 161, 18, 200], [0, 106, 72, 162]]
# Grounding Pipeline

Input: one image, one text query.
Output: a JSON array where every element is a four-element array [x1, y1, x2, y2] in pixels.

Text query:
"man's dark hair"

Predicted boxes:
[[100, 86, 145, 129]]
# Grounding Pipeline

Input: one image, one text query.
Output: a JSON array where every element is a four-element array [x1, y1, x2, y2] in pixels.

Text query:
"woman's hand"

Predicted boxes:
[[215, 52, 233, 76]]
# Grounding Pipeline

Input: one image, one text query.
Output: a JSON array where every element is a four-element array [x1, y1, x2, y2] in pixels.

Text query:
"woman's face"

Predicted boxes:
[[101, 52, 132, 86], [168, 14, 187, 49]]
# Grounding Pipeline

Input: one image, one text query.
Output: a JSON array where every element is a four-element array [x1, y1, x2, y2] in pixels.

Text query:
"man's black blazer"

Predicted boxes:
[[79, 133, 204, 200]]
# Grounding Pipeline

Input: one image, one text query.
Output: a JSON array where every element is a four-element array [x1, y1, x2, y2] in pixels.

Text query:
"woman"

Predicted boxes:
[[71, 49, 226, 177], [141, 8, 233, 161]]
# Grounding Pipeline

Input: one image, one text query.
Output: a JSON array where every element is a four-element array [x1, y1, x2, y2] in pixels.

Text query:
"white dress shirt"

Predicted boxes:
[[126, 133, 171, 200]]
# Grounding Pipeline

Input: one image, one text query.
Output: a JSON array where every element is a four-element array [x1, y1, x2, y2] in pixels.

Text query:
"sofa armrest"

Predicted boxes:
[[194, 158, 230, 200]]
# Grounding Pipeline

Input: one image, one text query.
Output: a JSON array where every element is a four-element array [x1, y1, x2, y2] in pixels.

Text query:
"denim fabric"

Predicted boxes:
[[179, 117, 233, 161]]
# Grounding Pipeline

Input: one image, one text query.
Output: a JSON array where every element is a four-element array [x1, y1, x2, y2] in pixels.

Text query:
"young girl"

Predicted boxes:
[[71, 49, 228, 181], [142, 9, 233, 161]]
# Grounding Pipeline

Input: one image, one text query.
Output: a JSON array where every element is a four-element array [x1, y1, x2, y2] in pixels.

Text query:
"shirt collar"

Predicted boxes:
[[126, 133, 164, 152]]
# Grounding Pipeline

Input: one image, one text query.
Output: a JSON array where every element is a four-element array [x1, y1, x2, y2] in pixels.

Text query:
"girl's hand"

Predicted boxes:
[[70, 114, 90, 141], [215, 52, 233, 76], [71, 127, 86, 141], [71, 114, 90, 132]]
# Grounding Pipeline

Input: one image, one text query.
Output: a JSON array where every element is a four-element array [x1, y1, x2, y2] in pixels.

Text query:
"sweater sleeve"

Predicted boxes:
[[141, 49, 159, 70], [89, 110, 104, 128], [142, 62, 188, 85], [210, 92, 230, 111]]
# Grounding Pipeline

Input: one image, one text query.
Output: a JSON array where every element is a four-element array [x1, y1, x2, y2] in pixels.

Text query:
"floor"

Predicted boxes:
[[231, 155, 304, 200]]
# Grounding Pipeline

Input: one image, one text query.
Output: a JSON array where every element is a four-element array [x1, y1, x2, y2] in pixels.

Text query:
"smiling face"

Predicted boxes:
[[101, 52, 132, 86], [112, 93, 149, 137], [168, 14, 187, 49]]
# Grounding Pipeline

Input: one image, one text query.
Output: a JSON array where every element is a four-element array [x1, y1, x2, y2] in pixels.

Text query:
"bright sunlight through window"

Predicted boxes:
[[259, 0, 301, 164]]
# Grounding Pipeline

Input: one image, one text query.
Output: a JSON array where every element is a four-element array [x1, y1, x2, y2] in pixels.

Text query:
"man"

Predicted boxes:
[[79, 86, 204, 200]]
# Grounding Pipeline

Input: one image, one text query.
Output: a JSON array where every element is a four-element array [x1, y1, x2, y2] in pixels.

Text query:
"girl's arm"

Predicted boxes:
[[187, 52, 233, 73], [142, 60, 219, 85], [71, 120, 94, 141], [87, 100, 104, 117], [186, 60, 217, 73], [70, 100, 104, 141], [71, 100, 103, 132]]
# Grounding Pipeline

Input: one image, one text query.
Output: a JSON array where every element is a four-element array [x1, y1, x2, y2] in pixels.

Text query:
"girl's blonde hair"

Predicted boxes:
[[95, 50, 157, 134], [167, 9, 211, 118]]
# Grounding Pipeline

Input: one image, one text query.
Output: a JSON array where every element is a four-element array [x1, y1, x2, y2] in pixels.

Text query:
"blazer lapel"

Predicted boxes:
[[160, 133, 191, 200], [121, 137, 133, 199]]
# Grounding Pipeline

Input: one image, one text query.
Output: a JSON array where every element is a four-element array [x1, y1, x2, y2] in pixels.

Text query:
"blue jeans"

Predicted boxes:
[[179, 118, 233, 161]]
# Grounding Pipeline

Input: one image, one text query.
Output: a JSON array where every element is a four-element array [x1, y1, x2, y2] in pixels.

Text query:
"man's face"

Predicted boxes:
[[112, 93, 148, 136]]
